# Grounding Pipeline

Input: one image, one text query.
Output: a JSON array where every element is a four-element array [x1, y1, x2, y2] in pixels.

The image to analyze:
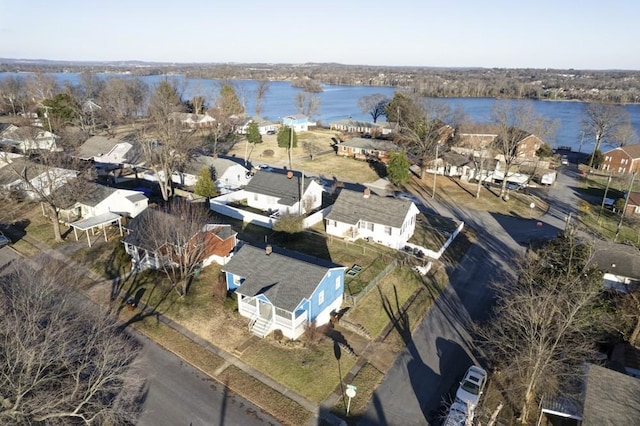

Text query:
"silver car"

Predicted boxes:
[[455, 365, 488, 411]]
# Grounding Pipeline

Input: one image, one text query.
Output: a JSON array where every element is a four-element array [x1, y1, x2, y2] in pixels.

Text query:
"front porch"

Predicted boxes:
[[238, 294, 308, 339]]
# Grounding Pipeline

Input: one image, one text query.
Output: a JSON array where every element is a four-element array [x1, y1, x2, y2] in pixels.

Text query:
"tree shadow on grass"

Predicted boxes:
[[111, 269, 177, 329]]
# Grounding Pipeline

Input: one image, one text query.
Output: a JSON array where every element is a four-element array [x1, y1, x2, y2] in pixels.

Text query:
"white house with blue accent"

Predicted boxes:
[[282, 114, 314, 132], [222, 244, 347, 339]]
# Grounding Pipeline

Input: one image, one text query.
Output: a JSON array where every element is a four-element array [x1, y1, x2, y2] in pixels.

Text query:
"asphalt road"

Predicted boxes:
[[359, 168, 579, 425], [136, 331, 280, 426]]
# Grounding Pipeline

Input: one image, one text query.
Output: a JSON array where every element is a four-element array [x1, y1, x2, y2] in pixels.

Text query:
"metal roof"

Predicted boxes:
[[70, 212, 121, 231]]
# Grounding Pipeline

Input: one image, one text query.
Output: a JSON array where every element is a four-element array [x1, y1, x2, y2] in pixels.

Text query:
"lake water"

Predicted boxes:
[[3, 71, 640, 152]]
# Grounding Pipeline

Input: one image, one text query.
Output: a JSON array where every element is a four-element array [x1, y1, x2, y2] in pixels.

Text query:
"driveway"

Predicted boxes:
[[359, 169, 579, 425]]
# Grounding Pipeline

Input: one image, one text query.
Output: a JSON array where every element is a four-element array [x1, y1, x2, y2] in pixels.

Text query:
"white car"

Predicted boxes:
[[455, 365, 487, 411], [561, 155, 569, 165]]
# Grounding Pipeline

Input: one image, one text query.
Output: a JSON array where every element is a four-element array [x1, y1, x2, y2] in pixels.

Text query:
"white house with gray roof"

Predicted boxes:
[[223, 244, 346, 339], [243, 170, 323, 215], [173, 155, 251, 194], [57, 182, 148, 223], [76, 136, 144, 169], [325, 188, 419, 249]]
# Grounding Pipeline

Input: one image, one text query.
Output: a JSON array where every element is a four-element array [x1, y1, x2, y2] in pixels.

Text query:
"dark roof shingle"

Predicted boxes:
[[326, 189, 415, 228], [222, 244, 343, 311], [244, 170, 315, 206]]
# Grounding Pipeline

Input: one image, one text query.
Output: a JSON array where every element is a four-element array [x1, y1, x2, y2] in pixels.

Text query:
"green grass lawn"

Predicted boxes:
[[331, 363, 385, 422]]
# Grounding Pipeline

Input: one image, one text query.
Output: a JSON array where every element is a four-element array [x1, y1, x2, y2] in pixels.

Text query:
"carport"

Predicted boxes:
[[69, 212, 123, 247]]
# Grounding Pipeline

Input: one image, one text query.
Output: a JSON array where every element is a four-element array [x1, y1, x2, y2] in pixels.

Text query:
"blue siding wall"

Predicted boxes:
[[309, 268, 344, 321], [225, 271, 243, 291]]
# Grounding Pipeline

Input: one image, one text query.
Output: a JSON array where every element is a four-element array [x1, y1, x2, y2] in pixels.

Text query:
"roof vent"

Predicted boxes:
[[265, 244, 272, 255], [287, 171, 293, 179], [363, 188, 371, 198]]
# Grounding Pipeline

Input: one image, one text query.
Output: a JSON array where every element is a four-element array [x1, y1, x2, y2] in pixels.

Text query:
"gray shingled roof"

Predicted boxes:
[[244, 170, 315, 206], [183, 155, 247, 177], [326, 189, 415, 228], [340, 137, 401, 152], [76, 136, 144, 165], [77, 183, 118, 207], [123, 209, 178, 251], [76, 136, 124, 159], [222, 244, 343, 312], [591, 241, 640, 281], [582, 364, 640, 425], [0, 158, 52, 186]]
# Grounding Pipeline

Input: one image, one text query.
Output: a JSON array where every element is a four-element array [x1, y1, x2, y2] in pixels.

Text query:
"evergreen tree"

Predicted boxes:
[[387, 151, 410, 185], [246, 121, 262, 145], [277, 126, 297, 169], [218, 84, 244, 117], [193, 167, 217, 200]]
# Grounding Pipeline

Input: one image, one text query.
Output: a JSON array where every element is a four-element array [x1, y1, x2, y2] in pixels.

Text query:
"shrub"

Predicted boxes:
[[223, 295, 238, 312], [262, 149, 275, 158], [302, 322, 324, 346], [273, 329, 284, 342]]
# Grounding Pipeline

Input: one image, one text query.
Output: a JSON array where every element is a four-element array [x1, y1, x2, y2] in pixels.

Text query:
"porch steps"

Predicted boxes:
[[250, 317, 272, 338]]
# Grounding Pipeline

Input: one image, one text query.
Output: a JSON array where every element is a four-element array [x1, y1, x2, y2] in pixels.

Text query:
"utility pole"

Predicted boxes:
[[288, 125, 293, 170], [432, 142, 441, 199], [615, 172, 637, 241], [597, 172, 613, 225]]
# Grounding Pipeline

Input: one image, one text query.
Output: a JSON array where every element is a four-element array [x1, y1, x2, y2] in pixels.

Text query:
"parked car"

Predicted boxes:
[[455, 365, 487, 411], [443, 402, 470, 426], [505, 182, 524, 191], [561, 155, 569, 165], [266, 129, 276, 135], [0, 231, 11, 248]]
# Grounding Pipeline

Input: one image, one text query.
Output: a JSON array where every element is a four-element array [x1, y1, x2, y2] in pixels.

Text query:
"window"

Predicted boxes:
[[368, 222, 374, 231], [335, 276, 341, 290], [253, 194, 258, 201], [318, 290, 325, 305], [385, 226, 392, 235], [619, 167, 626, 173]]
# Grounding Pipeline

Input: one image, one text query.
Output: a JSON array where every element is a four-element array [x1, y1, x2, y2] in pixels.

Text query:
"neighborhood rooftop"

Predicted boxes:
[[326, 188, 415, 229], [222, 244, 343, 312], [244, 170, 316, 206]]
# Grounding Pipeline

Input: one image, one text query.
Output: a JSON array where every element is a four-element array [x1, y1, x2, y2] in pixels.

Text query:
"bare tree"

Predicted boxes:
[[0, 257, 142, 424], [0, 75, 30, 116], [25, 71, 58, 104], [302, 139, 322, 161], [394, 94, 451, 178], [97, 77, 149, 135], [358, 93, 389, 123], [254, 80, 270, 117], [140, 80, 198, 201], [0, 153, 93, 242], [129, 201, 216, 297], [491, 101, 557, 199], [582, 103, 631, 170], [204, 107, 234, 157], [295, 92, 320, 118], [477, 233, 605, 424]]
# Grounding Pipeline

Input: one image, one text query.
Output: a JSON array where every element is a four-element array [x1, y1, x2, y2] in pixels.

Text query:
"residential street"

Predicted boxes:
[[136, 331, 280, 426], [359, 165, 580, 425]]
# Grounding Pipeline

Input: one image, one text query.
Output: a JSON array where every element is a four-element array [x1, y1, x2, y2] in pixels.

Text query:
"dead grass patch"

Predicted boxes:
[[240, 337, 357, 403], [345, 268, 423, 338], [331, 363, 385, 422]]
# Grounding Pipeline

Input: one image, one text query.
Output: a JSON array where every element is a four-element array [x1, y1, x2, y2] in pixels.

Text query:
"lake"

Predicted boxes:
[[3, 71, 640, 152]]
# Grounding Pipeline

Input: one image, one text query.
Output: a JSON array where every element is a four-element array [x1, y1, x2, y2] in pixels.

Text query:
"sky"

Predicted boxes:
[[1, 0, 639, 70]]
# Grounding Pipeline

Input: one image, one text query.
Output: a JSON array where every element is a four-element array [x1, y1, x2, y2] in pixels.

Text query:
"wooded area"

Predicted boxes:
[[2, 61, 640, 103]]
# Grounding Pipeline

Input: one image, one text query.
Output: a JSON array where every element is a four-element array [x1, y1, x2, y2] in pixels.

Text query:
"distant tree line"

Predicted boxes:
[[2, 61, 640, 103]]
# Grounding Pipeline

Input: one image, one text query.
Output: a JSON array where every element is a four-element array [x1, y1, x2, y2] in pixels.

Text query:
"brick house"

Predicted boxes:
[[623, 191, 640, 217], [336, 137, 401, 163], [601, 144, 640, 175]]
